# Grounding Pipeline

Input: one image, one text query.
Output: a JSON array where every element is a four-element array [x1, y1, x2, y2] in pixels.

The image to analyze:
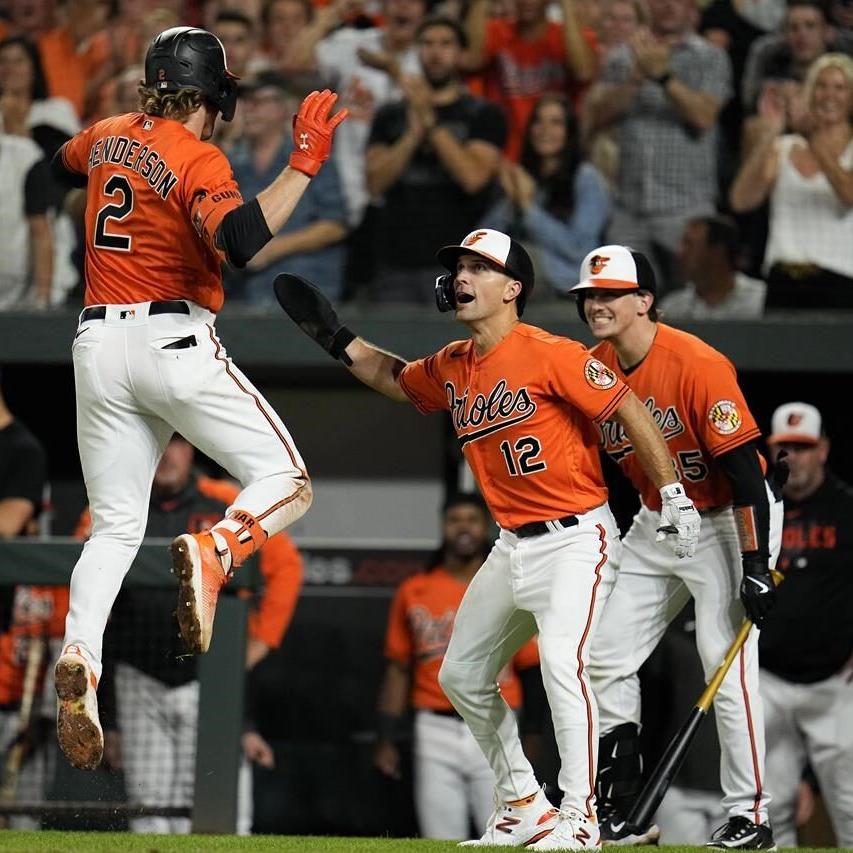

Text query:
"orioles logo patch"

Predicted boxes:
[[708, 400, 742, 435], [589, 254, 610, 275], [584, 358, 617, 390], [787, 412, 804, 426], [463, 230, 489, 247]]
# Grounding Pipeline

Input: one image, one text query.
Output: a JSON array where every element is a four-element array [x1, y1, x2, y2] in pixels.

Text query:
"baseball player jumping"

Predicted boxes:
[[570, 246, 783, 849], [275, 228, 701, 849], [48, 26, 346, 771]]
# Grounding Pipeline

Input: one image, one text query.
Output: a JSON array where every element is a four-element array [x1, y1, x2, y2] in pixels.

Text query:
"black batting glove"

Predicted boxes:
[[740, 553, 777, 628], [273, 273, 355, 364]]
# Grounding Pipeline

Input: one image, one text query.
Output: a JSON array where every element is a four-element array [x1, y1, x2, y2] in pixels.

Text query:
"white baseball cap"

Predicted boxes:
[[767, 402, 823, 445], [570, 245, 657, 293], [437, 228, 535, 290]]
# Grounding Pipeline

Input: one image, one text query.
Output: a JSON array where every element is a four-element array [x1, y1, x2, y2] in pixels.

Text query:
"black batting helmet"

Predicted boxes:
[[435, 229, 535, 316], [145, 27, 239, 122]]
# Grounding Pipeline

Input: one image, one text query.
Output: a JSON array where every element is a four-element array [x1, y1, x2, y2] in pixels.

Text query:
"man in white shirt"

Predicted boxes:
[[661, 214, 766, 320]]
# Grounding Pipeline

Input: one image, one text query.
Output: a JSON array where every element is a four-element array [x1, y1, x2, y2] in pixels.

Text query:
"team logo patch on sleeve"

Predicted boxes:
[[584, 358, 618, 390], [708, 400, 742, 435]]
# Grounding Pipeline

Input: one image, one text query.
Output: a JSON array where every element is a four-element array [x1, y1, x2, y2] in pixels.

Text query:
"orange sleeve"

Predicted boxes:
[[398, 352, 450, 414], [547, 340, 630, 424], [383, 583, 413, 665], [249, 532, 303, 648], [483, 18, 507, 63], [182, 146, 244, 260], [60, 127, 94, 177], [688, 358, 761, 457], [74, 507, 92, 541], [512, 634, 540, 671], [197, 476, 240, 506]]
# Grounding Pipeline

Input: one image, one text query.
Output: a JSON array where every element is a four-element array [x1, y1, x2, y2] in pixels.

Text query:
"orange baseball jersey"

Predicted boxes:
[[384, 567, 539, 710], [59, 112, 244, 312], [399, 323, 629, 529], [592, 324, 765, 512], [0, 586, 69, 706]]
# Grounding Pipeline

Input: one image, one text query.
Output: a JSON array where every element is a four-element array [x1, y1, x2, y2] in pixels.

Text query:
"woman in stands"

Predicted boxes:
[[481, 93, 611, 297], [730, 53, 853, 309]]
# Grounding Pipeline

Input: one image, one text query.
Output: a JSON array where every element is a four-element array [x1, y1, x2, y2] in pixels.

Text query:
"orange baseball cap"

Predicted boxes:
[[767, 402, 822, 445], [570, 245, 657, 294]]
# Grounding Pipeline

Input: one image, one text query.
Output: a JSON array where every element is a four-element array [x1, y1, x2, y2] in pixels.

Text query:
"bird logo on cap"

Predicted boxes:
[[463, 230, 489, 247], [589, 255, 610, 275], [787, 412, 803, 426]]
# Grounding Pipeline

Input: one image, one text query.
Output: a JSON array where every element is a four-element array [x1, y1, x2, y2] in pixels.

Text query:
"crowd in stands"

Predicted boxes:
[[2, 0, 853, 310]]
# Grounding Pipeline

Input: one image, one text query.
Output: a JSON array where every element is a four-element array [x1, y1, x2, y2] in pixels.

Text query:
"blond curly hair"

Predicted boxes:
[[138, 85, 204, 122]]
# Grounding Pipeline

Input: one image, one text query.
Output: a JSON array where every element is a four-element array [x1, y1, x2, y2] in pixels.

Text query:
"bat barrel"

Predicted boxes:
[[626, 707, 706, 831]]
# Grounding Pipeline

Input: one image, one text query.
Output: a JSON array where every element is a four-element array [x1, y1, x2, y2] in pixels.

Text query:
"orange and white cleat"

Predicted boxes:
[[171, 532, 229, 654], [55, 647, 103, 771], [461, 787, 560, 847]]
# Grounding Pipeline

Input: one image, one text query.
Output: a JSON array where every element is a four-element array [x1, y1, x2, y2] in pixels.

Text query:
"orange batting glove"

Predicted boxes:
[[289, 89, 348, 178]]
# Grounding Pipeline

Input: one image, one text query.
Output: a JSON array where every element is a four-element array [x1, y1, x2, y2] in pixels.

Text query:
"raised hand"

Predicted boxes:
[[289, 89, 349, 177]]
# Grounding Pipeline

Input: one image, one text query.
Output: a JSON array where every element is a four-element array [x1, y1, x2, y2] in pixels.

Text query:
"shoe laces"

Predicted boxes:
[[553, 809, 592, 841], [710, 816, 758, 841]]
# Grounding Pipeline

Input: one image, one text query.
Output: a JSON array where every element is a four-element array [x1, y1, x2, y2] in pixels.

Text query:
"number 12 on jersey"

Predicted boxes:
[[500, 436, 547, 477]]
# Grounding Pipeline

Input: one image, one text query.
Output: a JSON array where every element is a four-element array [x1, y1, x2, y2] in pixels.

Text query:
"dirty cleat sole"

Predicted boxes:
[[55, 655, 103, 771], [172, 533, 206, 654]]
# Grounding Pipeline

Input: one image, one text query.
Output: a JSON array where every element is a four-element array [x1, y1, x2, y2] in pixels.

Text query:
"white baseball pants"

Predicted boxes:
[[590, 486, 783, 823], [65, 301, 311, 680], [413, 709, 496, 839], [438, 503, 620, 815], [761, 667, 853, 847]]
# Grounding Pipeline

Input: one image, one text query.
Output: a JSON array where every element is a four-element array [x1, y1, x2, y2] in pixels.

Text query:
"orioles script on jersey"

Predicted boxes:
[[87, 135, 179, 200], [446, 378, 536, 444], [601, 396, 686, 462]]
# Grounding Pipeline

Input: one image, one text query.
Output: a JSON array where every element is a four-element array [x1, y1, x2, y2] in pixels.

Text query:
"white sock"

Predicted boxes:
[[209, 529, 232, 575]]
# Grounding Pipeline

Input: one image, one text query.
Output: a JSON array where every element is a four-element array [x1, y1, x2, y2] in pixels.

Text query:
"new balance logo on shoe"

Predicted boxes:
[[460, 788, 559, 847]]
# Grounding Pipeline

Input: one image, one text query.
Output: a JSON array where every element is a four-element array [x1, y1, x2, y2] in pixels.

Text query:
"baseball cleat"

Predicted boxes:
[[706, 817, 776, 850], [598, 806, 660, 846], [460, 787, 559, 847], [529, 809, 601, 850], [171, 532, 228, 655], [55, 648, 103, 771]]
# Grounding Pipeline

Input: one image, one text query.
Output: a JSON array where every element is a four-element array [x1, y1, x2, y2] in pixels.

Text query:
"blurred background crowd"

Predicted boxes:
[[3, 0, 853, 311]]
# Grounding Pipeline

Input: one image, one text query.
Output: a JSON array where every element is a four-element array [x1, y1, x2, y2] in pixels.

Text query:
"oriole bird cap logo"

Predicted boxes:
[[463, 230, 489, 247], [589, 254, 610, 275]]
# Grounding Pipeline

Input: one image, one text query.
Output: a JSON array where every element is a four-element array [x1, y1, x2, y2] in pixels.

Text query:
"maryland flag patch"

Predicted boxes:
[[585, 358, 618, 390], [708, 399, 742, 435]]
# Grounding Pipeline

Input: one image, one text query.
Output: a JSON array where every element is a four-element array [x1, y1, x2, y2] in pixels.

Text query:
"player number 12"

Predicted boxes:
[[500, 436, 547, 477]]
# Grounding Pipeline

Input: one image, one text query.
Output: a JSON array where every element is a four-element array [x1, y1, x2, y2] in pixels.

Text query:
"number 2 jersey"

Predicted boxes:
[[399, 323, 630, 529], [58, 112, 244, 312], [591, 323, 764, 512]]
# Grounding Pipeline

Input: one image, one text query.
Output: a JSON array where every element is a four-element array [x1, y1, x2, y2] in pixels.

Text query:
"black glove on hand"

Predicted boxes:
[[740, 553, 777, 628], [273, 273, 355, 364]]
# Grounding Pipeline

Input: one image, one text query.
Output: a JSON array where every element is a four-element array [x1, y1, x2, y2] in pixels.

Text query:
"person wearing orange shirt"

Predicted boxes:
[[275, 227, 700, 850], [75, 433, 303, 835], [374, 492, 544, 840], [47, 26, 345, 773], [569, 245, 784, 849], [463, 0, 598, 160]]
